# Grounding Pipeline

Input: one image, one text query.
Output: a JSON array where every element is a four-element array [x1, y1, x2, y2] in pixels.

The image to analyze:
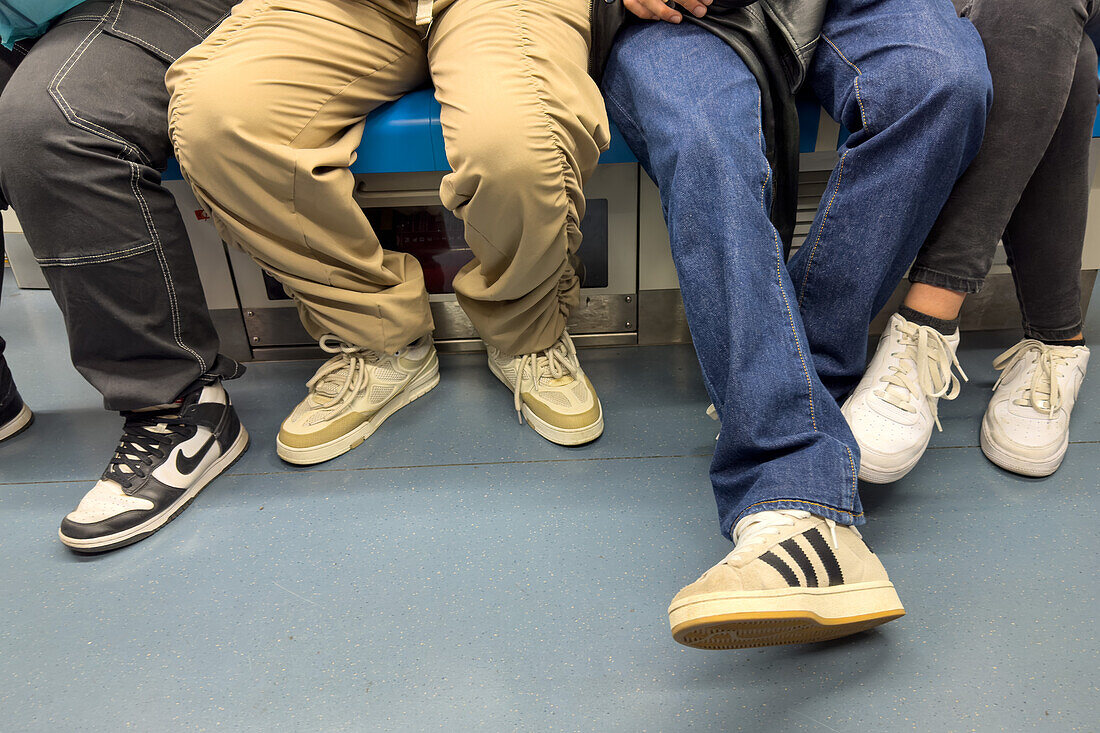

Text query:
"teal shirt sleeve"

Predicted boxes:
[[0, 0, 87, 48]]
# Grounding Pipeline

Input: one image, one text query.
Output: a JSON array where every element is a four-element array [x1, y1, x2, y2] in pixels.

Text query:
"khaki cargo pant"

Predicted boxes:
[[166, 0, 609, 355]]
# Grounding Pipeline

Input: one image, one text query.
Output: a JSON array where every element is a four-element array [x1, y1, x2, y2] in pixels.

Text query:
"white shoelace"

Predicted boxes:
[[509, 335, 581, 423], [306, 335, 382, 411], [992, 340, 1075, 417], [875, 321, 967, 431], [723, 509, 854, 565]]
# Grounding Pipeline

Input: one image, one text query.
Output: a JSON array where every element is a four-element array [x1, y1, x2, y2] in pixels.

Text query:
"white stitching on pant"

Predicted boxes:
[[36, 242, 155, 266], [128, 159, 207, 372], [129, 0, 205, 38], [48, 16, 151, 166]]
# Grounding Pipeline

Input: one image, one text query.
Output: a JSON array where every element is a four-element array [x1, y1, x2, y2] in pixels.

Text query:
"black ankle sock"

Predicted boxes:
[[1038, 336, 1086, 348], [898, 305, 959, 336]]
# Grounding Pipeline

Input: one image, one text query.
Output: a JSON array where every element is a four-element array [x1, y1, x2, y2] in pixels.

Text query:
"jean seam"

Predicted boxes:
[[908, 265, 983, 293], [127, 0, 206, 38], [1024, 321, 1085, 340], [107, 0, 192, 62], [48, 16, 152, 167], [797, 149, 849, 307], [735, 499, 865, 527], [759, 94, 817, 433], [127, 159, 208, 372], [820, 34, 868, 130], [36, 241, 155, 266]]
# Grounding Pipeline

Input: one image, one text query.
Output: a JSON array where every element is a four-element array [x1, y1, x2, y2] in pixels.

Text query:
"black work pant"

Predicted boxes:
[[909, 0, 1099, 341], [0, 0, 240, 411]]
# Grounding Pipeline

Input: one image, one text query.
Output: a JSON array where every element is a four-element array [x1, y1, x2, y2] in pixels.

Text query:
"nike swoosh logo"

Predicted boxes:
[[175, 433, 217, 476]]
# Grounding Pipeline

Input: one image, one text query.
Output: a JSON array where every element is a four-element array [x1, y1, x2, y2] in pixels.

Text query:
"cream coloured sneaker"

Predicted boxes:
[[668, 510, 904, 649], [842, 313, 966, 483], [981, 339, 1089, 477], [276, 334, 439, 465], [486, 330, 603, 446]]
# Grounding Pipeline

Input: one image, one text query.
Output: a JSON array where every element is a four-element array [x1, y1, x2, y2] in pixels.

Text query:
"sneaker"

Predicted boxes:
[[276, 334, 439, 465], [58, 381, 249, 552], [980, 339, 1090, 477], [842, 312, 966, 483], [668, 510, 904, 649], [0, 361, 33, 442], [486, 330, 603, 445]]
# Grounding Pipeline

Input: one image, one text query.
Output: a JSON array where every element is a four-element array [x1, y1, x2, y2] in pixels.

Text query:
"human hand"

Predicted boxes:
[[623, 0, 712, 23]]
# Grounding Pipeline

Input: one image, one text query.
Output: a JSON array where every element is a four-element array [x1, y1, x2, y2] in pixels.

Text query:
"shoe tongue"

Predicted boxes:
[[543, 374, 574, 388], [313, 367, 348, 399]]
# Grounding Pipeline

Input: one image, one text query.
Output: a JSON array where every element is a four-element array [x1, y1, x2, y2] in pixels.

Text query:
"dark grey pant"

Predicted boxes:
[[909, 0, 1099, 341], [0, 0, 240, 411]]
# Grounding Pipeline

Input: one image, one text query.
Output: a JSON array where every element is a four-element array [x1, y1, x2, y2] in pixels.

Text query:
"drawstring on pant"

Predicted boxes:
[[415, 0, 433, 32]]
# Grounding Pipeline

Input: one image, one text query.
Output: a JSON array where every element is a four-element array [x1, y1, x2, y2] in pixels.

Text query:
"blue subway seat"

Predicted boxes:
[[163, 87, 637, 181]]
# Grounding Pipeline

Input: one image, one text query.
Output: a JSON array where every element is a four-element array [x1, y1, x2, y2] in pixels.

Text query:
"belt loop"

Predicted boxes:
[[415, 0, 433, 29]]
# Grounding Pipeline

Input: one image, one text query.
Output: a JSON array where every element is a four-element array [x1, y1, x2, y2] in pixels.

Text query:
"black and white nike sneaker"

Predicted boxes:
[[0, 358, 33, 443], [58, 381, 249, 552]]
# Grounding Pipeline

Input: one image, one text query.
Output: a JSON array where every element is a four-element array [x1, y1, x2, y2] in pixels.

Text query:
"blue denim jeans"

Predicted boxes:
[[602, 0, 990, 536]]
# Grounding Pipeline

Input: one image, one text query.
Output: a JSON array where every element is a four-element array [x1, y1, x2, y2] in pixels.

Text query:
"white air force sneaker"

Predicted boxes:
[[842, 313, 966, 483], [981, 339, 1089, 477]]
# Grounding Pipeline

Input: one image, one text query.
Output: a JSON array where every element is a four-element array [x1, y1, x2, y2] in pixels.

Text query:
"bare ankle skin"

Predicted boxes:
[[904, 283, 966, 321]]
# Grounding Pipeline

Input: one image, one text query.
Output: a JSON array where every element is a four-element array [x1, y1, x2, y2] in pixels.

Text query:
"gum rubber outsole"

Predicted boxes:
[[671, 609, 906, 650], [669, 582, 905, 649], [59, 427, 251, 554]]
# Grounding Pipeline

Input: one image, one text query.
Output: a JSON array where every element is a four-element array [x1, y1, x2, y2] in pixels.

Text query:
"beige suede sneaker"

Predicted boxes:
[[486, 330, 603, 446], [669, 510, 904, 649], [276, 334, 439, 465]]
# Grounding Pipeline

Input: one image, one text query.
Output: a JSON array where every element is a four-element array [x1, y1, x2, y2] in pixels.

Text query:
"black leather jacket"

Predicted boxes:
[[590, 0, 830, 251]]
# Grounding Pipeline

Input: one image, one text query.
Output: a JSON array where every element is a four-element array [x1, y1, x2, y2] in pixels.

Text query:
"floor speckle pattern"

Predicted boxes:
[[1, 273, 1097, 731]]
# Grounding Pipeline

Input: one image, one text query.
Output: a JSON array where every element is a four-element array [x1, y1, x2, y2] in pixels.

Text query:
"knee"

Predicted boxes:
[[443, 107, 567, 210], [869, 38, 992, 138], [166, 57, 265, 188]]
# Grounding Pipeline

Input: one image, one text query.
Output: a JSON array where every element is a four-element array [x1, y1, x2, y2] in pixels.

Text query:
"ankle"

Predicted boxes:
[[898, 305, 959, 337]]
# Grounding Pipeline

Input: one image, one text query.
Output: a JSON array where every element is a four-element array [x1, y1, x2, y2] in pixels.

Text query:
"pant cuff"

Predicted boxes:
[[908, 266, 983, 295], [1023, 319, 1085, 342], [729, 498, 866, 537]]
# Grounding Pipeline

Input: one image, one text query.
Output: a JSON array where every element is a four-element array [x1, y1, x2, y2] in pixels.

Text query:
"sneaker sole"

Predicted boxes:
[[59, 426, 251, 553], [669, 582, 905, 650], [276, 355, 440, 465], [487, 363, 603, 446], [0, 404, 33, 442], [979, 420, 1065, 478], [857, 447, 926, 484]]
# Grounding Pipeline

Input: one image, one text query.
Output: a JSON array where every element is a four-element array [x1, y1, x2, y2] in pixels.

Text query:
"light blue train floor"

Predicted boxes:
[[1, 272, 1097, 732]]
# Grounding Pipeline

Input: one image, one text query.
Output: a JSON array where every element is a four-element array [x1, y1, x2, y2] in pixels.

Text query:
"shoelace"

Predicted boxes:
[[509, 335, 581, 423], [307, 335, 383, 412], [992, 340, 1075, 417], [875, 320, 967, 431], [723, 509, 854, 566], [103, 408, 194, 490]]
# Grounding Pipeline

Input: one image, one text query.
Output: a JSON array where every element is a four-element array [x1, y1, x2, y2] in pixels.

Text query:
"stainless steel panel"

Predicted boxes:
[[243, 293, 638, 349], [249, 331, 637, 361], [637, 289, 691, 346]]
